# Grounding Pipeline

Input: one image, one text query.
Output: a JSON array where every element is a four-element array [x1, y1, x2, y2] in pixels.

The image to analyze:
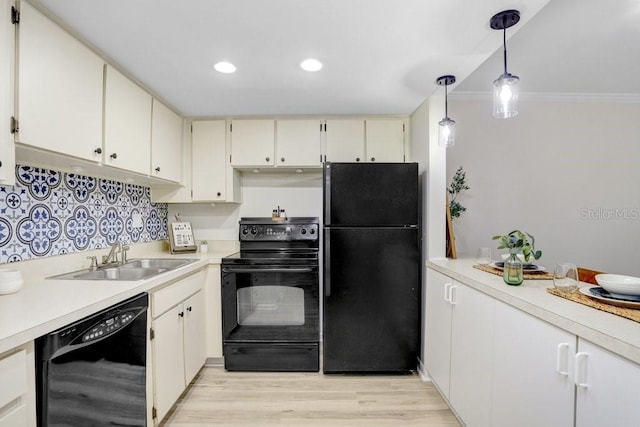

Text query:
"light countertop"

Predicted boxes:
[[0, 242, 238, 354], [427, 258, 640, 365]]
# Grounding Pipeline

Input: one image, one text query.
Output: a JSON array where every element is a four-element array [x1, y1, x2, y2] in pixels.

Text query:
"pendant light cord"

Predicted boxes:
[[444, 83, 448, 118], [502, 23, 508, 75]]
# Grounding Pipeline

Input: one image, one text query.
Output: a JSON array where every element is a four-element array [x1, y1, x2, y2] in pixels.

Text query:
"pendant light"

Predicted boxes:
[[436, 75, 456, 148], [490, 10, 520, 119]]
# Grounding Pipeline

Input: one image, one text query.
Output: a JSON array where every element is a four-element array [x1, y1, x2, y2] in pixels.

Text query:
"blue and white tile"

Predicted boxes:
[[15, 166, 62, 201]]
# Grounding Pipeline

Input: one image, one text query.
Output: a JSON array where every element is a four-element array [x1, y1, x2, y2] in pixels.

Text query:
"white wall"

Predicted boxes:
[[446, 98, 640, 275], [168, 173, 323, 242]]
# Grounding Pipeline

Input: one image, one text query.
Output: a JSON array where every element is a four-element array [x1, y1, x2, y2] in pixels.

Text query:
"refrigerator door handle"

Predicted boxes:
[[324, 229, 331, 297], [324, 163, 331, 224]]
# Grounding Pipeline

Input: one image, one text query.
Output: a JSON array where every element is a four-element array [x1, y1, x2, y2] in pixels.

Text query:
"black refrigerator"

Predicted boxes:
[[322, 162, 421, 373]]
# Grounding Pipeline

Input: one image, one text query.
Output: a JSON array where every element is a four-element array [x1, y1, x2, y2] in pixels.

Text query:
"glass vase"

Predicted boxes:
[[503, 251, 524, 285]]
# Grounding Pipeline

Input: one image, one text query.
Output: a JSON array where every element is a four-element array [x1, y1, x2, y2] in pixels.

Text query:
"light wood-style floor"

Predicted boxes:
[[161, 367, 460, 426]]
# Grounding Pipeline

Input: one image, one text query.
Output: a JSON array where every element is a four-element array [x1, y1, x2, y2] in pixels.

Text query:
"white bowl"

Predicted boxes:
[[0, 269, 23, 295], [595, 274, 640, 297]]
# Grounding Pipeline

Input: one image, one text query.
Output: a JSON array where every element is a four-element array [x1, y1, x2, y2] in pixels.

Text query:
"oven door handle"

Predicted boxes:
[[222, 267, 316, 273]]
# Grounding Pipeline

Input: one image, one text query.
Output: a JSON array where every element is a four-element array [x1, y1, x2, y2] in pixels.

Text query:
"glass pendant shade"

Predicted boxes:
[[438, 117, 456, 147], [493, 73, 520, 118]]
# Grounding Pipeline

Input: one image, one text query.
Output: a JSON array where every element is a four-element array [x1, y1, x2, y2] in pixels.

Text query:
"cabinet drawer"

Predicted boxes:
[[0, 403, 27, 427], [152, 270, 205, 318], [0, 349, 27, 409]]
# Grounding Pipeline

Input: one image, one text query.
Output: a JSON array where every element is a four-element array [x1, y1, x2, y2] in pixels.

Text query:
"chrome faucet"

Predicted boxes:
[[102, 242, 123, 266]]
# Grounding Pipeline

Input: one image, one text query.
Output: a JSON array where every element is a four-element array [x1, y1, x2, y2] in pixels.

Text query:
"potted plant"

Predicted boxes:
[[492, 230, 542, 285], [199, 240, 209, 253]]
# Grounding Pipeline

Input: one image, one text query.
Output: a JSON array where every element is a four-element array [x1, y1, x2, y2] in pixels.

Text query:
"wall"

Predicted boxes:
[[446, 98, 640, 275], [0, 165, 168, 264], [168, 172, 323, 241]]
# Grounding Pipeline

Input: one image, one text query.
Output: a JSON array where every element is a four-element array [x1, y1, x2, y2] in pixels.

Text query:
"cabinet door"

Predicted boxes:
[[325, 120, 365, 162], [104, 65, 152, 175], [18, 2, 103, 162], [449, 282, 494, 427], [230, 119, 275, 167], [424, 269, 453, 397], [492, 301, 575, 427], [365, 119, 404, 162], [575, 339, 640, 427], [0, 0, 14, 185], [276, 119, 322, 167], [192, 120, 227, 201], [151, 99, 183, 183], [153, 304, 186, 422], [183, 291, 206, 384]]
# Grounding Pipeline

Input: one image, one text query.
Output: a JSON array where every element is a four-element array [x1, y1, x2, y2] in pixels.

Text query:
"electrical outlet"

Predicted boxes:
[[132, 212, 143, 228]]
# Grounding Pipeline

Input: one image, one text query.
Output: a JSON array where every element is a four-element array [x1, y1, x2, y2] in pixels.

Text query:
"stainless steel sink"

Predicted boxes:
[[120, 258, 195, 270], [48, 258, 198, 281]]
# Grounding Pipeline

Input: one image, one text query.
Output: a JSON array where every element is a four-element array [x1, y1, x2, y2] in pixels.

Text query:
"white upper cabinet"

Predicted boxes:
[[191, 120, 228, 202], [365, 119, 404, 162], [17, 1, 104, 162], [325, 119, 365, 162], [103, 65, 152, 175], [0, 0, 14, 184], [151, 99, 183, 183], [275, 119, 322, 167], [230, 119, 275, 167]]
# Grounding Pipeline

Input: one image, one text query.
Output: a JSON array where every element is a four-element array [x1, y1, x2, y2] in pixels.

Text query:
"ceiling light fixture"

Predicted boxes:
[[436, 75, 456, 148], [214, 61, 236, 74], [300, 58, 323, 72], [490, 9, 520, 119]]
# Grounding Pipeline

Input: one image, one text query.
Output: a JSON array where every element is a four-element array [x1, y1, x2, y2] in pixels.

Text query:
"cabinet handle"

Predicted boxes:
[[444, 282, 453, 303], [217, 192, 222, 197], [575, 352, 589, 388], [265, 157, 270, 162], [187, 306, 192, 312], [94, 148, 102, 155], [281, 157, 285, 162], [155, 167, 161, 172], [355, 157, 361, 162], [556, 343, 570, 376], [450, 285, 458, 305], [178, 311, 184, 318], [370, 157, 376, 162], [110, 153, 118, 160]]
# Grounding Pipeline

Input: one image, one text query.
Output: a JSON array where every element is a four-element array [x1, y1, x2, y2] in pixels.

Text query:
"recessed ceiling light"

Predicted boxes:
[[300, 58, 323, 72], [214, 61, 236, 73]]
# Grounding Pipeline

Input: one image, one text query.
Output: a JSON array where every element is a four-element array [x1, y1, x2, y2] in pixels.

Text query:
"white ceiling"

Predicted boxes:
[[31, 0, 638, 118]]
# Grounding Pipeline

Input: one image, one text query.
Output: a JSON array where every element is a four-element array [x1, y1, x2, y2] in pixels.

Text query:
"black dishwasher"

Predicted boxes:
[[36, 293, 148, 427]]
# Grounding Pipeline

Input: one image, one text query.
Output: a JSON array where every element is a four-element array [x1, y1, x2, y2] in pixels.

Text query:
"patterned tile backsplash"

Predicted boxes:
[[0, 165, 168, 264]]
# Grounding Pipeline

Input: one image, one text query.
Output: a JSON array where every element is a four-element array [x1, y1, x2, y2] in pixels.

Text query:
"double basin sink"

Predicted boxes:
[[49, 258, 198, 281]]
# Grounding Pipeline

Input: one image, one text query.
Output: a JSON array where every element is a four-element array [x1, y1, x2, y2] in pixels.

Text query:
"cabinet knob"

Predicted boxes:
[[110, 153, 118, 160], [178, 311, 184, 318], [187, 306, 192, 312], [370, 157, 376, 162], [155, 167, 161, 172], [356, 157, 360, 162], [217, 192, 222, 197], [94, 148, 102, 155], [281, 157, 285, 162], [265, 157, 270, 162]]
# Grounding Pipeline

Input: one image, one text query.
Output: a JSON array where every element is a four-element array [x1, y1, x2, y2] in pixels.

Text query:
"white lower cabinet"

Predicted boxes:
[[491, 302, 575, 427], [151, 270, 206, 424], [575, 339, 640, 427], [425, 269, 494, 427], [426, 267, 640, 426], [0, 343, 35, 427]]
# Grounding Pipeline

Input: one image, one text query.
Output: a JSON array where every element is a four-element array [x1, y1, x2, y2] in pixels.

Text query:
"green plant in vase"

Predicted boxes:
[[492, 230, 542, 285]]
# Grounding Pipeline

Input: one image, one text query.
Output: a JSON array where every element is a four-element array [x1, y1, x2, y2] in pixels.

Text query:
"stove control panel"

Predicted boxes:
[[239, 223, 318, 241]]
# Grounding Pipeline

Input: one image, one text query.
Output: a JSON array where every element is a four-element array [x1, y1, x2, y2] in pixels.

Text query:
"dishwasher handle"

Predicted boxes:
[[222, 267, 315, 274]]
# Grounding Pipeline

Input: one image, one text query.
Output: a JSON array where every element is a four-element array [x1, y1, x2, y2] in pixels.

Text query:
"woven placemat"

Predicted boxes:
[[473, 264, 554, 280], [547, 288, 640, 323]]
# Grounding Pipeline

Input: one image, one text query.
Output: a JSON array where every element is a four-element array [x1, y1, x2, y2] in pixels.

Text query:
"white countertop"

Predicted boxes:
[[0, 242, 237, 354], [427, 258, 640, 365]]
